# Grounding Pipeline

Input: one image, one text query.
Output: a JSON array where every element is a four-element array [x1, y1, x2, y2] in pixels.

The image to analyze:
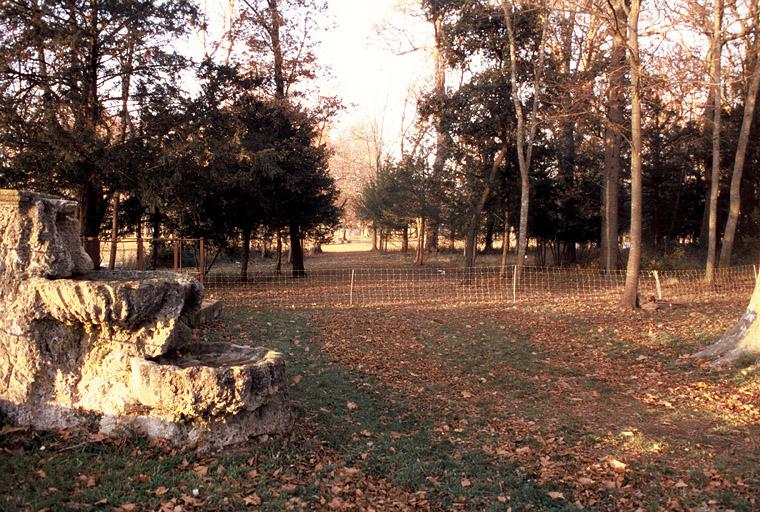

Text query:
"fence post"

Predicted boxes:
[[199, 238, 205, 287], [653, 270, 662, 300], [349, 269, 355, 306], [512, 265, 517, 303], [173, 238, 180, 272]]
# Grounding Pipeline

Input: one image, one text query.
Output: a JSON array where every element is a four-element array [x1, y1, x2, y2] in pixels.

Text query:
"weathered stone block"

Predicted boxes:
[[0, 190, 291, 448]]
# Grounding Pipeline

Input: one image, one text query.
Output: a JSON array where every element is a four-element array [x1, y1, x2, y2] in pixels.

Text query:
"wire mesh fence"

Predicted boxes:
[[197, 264, 757, 308], [87, 237, 756, 307]]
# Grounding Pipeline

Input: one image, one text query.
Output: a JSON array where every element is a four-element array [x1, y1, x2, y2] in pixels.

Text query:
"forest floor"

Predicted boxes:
[[2, 250, 759, 511]]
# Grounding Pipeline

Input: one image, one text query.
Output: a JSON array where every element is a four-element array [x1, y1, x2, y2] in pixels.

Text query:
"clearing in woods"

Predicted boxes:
[[1, 248, 759, 511]]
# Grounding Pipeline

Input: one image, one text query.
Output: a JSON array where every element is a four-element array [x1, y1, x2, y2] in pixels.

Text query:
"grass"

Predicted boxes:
[[1, 305, 575, 511], [2, 280, 759, 511]]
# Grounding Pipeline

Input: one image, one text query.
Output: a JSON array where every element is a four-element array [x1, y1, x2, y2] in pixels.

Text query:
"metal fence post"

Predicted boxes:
[[512, 265, 517, 303], [199, 238, 205, 287], [349, 269, 355, 306], [653, 270, 662, 300]]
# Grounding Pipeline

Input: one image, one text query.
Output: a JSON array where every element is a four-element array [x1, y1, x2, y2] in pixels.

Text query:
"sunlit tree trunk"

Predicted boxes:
[[415, 217, 426, 266], [502, 1, 547, 272], [706, 0, 724, 284], [602, 0, 626, 271], [499, 209, 509, 278], [619, 0, 642, 310], [692, 268, 760, 366]]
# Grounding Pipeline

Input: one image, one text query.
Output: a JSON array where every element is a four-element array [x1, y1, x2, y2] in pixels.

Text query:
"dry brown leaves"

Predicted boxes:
[[310, 295, 759, 510]]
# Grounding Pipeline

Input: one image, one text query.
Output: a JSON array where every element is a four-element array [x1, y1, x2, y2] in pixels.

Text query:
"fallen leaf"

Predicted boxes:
[[346, 401, 357, 411], [548, 491, 565, 500], [674, 480, 688, 488], [608, 458, 627, 472], [243, 493, 262, 506], [461, 391, 473, 399], [291, 375, 303, 384], [460, 478, 472, 487], [154, 486, 168, 496], [577, 477, 595, 486]]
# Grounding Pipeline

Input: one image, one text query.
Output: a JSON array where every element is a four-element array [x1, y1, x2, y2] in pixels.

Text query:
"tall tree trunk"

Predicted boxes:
[[135, 215, 144, 271], [289, 222, 305, 277], [500, 209, 510, 278], [483, 214, 495, 253], [275, 231, 283, 274], [706, 0, 724, 283], [719, 44, 760, 267], [620, 0, 642, 309], [401, 225, 409, 253], [80, 1, 105, 268], [268, 0, 285, 98], [465, 147, 508, 271], [502, 1, 547, 271], [151, 207, 160, 269], [426, 224, 439, 253], [108, 194, 119, 270], [371, 224, 378, 251], [80, 178, 105, 269], [415, 217, 426, 266], [241, 226, 251, 282], [602, 0, 626, 271]]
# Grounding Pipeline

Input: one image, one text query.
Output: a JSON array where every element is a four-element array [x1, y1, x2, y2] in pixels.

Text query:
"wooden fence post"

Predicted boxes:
[[349, 269, 355, 306], [512, 265, 517, 303], [653, 270, 662, 300]]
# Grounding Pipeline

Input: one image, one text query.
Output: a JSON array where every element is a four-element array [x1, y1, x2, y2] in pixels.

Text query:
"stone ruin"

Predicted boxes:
[[0, 190, 291, 448]]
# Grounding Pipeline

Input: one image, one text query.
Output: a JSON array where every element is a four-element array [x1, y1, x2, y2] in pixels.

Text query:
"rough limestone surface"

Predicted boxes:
[[0, 190, 291, 447]]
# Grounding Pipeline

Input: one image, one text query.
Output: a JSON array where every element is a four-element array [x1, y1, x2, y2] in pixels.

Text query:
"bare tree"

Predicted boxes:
[[501, 0, 549, 271], [619, 0, 643, 309], [705, 0, 724, 283], [719, 8, 760, 267], [602, 0, 627, 271]]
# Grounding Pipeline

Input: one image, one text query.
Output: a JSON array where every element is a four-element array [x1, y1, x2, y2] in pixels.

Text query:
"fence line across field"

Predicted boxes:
[[199, 264, 757, 307], [84, 237, 756, 307]]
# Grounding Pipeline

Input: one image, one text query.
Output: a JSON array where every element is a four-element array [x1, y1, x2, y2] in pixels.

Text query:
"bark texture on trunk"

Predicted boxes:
[[692, 269, 760, 366], [80, 178, 106, 269], [465, 147, 508, 271], [289, 222, 305, 277], [719, 45, 760, 267], [619, 0, 642, 310], [602, 0, 626, 271], [499, 209, 509, 278], [502, 1, 546, 271], [706, 0, 724, 283], [415, 217, 426, 266]]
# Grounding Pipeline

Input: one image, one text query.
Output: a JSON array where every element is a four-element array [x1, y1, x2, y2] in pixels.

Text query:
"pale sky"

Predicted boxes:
[[319, 0, 433, 152], [193, 0, 434, 155]]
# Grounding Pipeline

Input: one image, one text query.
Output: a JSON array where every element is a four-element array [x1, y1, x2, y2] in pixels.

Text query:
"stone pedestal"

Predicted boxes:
[[0, 190, 291, 448]]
